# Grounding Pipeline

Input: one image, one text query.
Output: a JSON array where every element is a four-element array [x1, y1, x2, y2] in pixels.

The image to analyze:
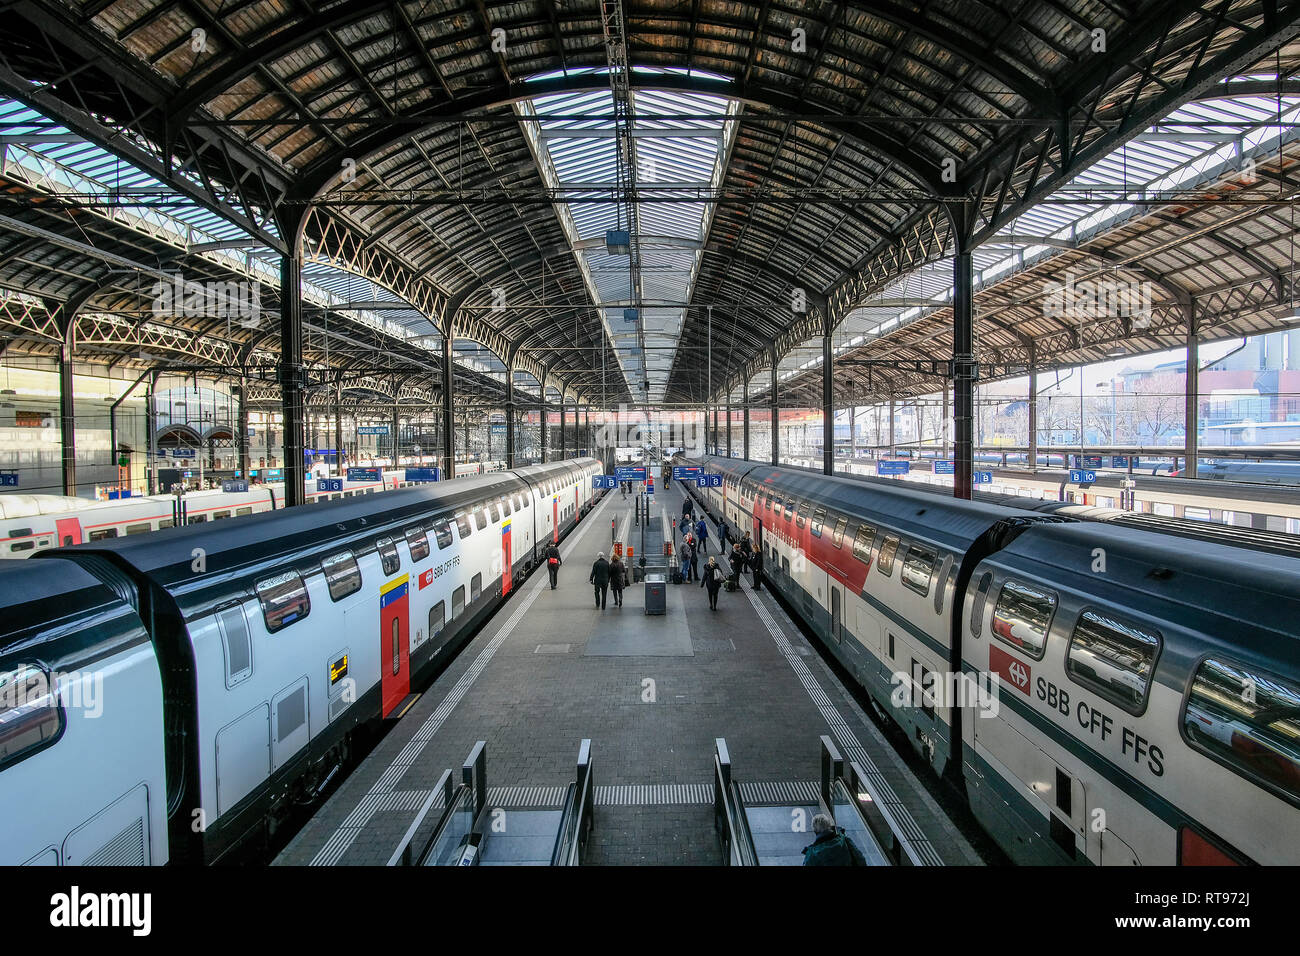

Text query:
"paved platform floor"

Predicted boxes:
[[276, 482, 982, 866]]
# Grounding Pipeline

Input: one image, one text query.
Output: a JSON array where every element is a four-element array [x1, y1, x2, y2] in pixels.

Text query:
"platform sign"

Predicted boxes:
[[615, 465, 647, 482], [317, 478, 344, 492], [932, 460, 955, 475], [1111, 455, 1133, 468], [347, 467, 382, 482], [358, 425, 389, 435], [265, 468, 283, 479], [0, 473, 17, 487], [877, 459, 911, 476], [107, 490, 133, 499], [1070, 469, 1098, 484], [222, 479, 249, 493], [171, 447, 196, 459], [672, 466, 702, 480], [593, 475, 617, 490], [975, 471, 994, 484], [404, 467, 440, 482], [696, 474, 722, 488]]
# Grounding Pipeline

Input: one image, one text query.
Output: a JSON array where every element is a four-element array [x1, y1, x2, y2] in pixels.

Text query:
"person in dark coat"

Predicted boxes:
[[750, 543, 764, 591], [802, 814, 866, 866], [544, 542, 562, 589], [728, 543, 746, 589], [695, 517, 709, 553], [609, 555, 626, 607], [589, 552, 610, 610], [700, 556, 724, 610], [687, 540, 700, 582], [681, 497, 694, 520], [719, 518, 733, 549]]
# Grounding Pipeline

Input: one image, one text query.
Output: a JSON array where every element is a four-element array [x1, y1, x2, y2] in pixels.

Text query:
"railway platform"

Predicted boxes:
[[275, 482, 980, 866]]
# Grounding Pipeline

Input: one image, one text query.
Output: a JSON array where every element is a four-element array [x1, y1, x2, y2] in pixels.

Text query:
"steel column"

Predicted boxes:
[[769, 347, 779, 466], [953, 250, 976, 500], [279, 254, 306, 506], [743, 401, 750, 460], [1186, 328, 1199, 479], [1027, 345, 1038, 473], [333, 386, 344, 476], [240, 379, 251, 479], [560, 398, 568, 460], [441, 334, 455, 479], [822, 331, 834, 476], [58, 320, 76, 495]]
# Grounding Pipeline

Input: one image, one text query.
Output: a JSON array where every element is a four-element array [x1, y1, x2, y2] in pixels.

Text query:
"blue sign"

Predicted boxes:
[[358, 425, 389, 435], [1111, 456, 1134, 468], [171, 447, 196, 459], [615, 466, 647, 481], [265, 468, 283, 479], [646, 477, 655, 494], [975, 471, 994, 484], [1082, 455, 1104, 468], [672, 466, 702, 480], [317, 478, 344, 493], [404, 467, 440, 483], [222, 480, 249, 493], [696, 474, 722, 488], [0, 473, 17, 487], [347, 467, 383, 482], [593, 475, 617, 490], [877, 460, 911, 476], [1070, 470, 1098, 484], [107, 490, 133, 499], [933, 460, 955, 475]]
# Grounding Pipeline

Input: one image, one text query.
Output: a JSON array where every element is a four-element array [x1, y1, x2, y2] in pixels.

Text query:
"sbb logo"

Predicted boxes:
[[989, 645, 1031, 695]]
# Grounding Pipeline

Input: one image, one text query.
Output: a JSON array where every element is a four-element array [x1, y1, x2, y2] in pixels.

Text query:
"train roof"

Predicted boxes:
[[0, 494, 86, 519], [35, 467, 559, 620], [695, 456, 1055, 553], [987, 521, 1300, 685]]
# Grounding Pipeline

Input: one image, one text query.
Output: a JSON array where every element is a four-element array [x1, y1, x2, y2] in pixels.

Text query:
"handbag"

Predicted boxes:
[[548, 556, 559, 566]]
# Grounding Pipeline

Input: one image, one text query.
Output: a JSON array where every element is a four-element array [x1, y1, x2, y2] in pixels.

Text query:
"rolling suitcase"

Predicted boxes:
[[671, 569, 684, 585]]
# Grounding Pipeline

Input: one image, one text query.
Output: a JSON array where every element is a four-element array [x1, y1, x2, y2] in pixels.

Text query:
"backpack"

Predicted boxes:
[[712, 566, 723, 584]]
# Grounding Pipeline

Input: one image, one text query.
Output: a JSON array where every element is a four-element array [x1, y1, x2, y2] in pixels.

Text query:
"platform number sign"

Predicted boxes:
[[974, 471, 994, 484], [696, 474, 722, 488], [0, 473, 17, 487], [593, 475, 617, 490], [317, 478, 344, 492], [1070, 470, 1098, 484]]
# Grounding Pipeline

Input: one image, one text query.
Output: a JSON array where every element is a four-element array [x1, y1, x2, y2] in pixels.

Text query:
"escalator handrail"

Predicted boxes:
[[550, 754, 596, 865], [713, 754, 759, 866], [414, 784, 475, 866]]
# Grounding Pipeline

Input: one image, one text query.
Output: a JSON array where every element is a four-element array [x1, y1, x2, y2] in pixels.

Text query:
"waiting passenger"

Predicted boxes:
[[750, 545, 764, 592], [544, 541, 562, 589], [609, 554, 626, 608], [696, 517, 709, 553], [802, 813, 867, 866], [700, 556, 724, 611]]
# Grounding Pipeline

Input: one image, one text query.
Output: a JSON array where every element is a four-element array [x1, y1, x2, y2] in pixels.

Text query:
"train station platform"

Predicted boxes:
[[276, 482, 981, 866]]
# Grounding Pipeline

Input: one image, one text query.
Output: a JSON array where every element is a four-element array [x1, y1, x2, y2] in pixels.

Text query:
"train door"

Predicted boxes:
[[574, 487, 579, 520], [379, 575, 410, 716], [831, 586, 842, 645], [55, 517, 82, 547], [501, 521, 513, 595], [553, 495, 559, 543]]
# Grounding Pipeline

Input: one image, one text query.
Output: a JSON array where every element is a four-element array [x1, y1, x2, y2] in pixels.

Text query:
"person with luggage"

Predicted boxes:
[[695, 517, 709, 554], [589, 552, 610, 610], [802, 813, 867, 866], [609, 554, 627, 607], [728, 542, 746, 590], [700, 556, 724, 610], [544, 541, 562, 589]]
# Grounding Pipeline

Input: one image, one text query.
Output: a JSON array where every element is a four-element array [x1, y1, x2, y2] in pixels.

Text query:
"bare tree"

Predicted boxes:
[[1129, 373, 1186, 444]]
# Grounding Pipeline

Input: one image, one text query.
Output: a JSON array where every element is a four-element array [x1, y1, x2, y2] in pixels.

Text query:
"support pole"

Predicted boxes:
[[822, 329, 834, 476], [505, 369, 516, 468], [392, 404, 401, 466], [725, 395, 732, 458], [560, 397, 568, 460], [240, 379, 252, 479], [58, 318, 76, 496], [1027, 344, 1038, 473], [743, 399, 751, 460], [769, 347, 779, 466], [279, 254, 306, 506], [1186, 327, 1199, 479], [441, 333, 455, 480], [953, 247, 976, 500], [333, 385, 343, 477]]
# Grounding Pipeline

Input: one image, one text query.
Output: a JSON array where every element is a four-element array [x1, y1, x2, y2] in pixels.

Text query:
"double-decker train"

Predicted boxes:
[[0, 458, 601, 865], [688, 455, 1300, 865]]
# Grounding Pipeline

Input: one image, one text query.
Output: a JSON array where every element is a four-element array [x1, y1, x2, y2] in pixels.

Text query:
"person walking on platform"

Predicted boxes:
[[590, 552, 610, 610], [719, 517, 732, 549], [750, 543, 764, 591], [695, 517, 709, 554], [701, 556, 724, 610], [609, 554, 626, 607], [682, 497, 694, 522], [544, 541, 562, 589], [678, 543, 691, 585], [689, 540, 701, 582], [802, 813, 867, 866]]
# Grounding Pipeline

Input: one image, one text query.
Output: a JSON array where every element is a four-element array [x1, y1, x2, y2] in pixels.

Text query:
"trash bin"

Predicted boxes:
[[644, 573, 666, 615]]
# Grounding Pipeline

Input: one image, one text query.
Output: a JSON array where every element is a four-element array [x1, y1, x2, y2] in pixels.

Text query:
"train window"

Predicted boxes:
[[1183, 659, 1300, 805], [188, 515, 207, 524], [475, 508, 488, 531], [455, 513, 472, 538], [376, 537, 401, 575], [0, 664, 62, 770], [471, 573, 482, 602], [88, 527, 119, 540], [125, 522, 153, 536], [772, 497, 782, 516], [901, 545, 937, 597], [831, 516, 848, 548], [851, 525, 877, 565], [322, 550, 362, 601], [795, 500, 809, 528], [404, 526, 431, 562], [765, 495, 772, 512], [429, 602, 446, 643], [217, 605, 253, 686], [158, 519, 173, 529], [255, 570, 311, 633], [236, 507, 252, 516], [9, 540, 35, 552], [1065, 609, 1160, 715], [490, 502, 500, 522], [810, 508, 826, 537], [990, 579, 1056, 659], [501, 497, 512, 517], [433, 519, 453, 550], [877, 536, 900, 576], [452, 586, 466, 618], [970, 572, 993, 637], [213, 511, 231, 520], [392, 619, 400, 676]]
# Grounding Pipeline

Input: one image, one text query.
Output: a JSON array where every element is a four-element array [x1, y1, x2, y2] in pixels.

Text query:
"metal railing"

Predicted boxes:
[[550, 739, 595, 866], [712, 738, 758, 866]]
